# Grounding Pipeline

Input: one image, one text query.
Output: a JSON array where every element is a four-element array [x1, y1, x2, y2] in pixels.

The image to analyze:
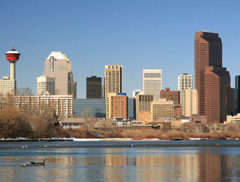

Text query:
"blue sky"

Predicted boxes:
[[1, 0, 240, 98]]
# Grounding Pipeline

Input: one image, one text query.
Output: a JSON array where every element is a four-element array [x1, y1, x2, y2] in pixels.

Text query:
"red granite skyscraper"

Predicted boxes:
[[195, 32, 230, 123]]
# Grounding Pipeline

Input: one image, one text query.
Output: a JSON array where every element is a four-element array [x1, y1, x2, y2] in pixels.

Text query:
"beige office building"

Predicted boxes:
[[0, 76, 15, 96], [106, 93, 116, 118], [136, 93, 154, 121], [37, 75, 55, 95], [44, 52, 77, 98], [143, 69, 162, 100], [151, 98, 174, 121], [181, 89, 198, 117], [178, 73, 193, 106], [12, 95, 73, 117], [104, 65, 122, 98]]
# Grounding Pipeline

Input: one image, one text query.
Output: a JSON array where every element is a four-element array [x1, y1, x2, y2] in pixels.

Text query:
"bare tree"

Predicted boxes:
[[26, 103, 59, 137], [81, 108, 93, 132], [16, 87, 34, 96], [0, 107, 32, 138]]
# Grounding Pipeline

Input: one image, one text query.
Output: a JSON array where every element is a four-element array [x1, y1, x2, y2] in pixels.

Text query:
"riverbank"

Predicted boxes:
[[1, 129, 240, 142], [0, 136, 238, 143], [2, 140, 240, 150]]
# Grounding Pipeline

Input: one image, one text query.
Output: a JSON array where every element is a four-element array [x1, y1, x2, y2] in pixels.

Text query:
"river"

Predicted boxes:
[[0, 140, 240, 182]]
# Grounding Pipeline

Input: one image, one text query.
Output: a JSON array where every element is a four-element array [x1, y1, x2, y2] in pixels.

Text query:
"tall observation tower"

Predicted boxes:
[[5, 46, 20, 80]]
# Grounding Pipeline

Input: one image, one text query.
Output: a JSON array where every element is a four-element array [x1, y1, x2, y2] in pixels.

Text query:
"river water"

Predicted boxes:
[[1, 140, 240, 182]]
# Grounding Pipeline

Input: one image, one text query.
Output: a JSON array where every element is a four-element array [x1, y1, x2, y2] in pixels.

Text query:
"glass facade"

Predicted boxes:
[[128, 97, 136, 120], [73, 99, 106, 118], [73, 98, 136, 120], [73, 98, 136, 119]]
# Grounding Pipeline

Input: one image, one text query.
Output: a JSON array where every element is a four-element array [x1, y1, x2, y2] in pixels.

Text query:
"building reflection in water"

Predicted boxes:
[[101, 148, 240, 182], [2, 147, 240, 181]]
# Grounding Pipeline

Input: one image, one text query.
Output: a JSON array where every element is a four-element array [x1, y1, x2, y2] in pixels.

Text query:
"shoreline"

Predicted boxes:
[[1, 140, 240, 150], [0, 137, 236, 142]]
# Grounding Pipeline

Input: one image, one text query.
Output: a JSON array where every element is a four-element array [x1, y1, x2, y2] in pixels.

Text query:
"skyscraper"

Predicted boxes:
[[195, 31, 230, 123], [178, 73, 193, 91], [104, 65, 122, 98], [204, 66, 230, 123], [235, 76, 240, 114], [143, 69, 162, 100], [37, 75, 55, 95], [231, 88, 236, 115], [181, 89, 198, 117], [86, 76, 102, 99], [43, 52, 77, 98]]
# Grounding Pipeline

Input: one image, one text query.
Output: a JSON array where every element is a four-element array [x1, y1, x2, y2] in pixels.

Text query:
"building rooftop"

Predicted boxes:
[[47, 52, 66, 61]]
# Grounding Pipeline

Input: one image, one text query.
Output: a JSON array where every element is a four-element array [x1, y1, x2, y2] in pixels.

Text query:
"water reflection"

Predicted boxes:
[[1, 147, 240, 182]]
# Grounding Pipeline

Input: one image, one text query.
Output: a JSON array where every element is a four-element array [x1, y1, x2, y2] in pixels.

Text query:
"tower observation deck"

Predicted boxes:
[[5, 47, 20, 80]]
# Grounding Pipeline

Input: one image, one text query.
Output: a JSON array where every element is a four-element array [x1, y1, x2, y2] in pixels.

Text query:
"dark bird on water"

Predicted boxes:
[[21, 158, 46, 167]]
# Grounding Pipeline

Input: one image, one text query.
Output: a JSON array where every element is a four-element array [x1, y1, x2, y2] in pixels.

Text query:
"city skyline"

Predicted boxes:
[[1, 1, 240, 98]]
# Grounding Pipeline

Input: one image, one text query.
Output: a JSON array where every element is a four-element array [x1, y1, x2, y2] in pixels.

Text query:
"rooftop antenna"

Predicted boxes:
[[11, 36, 14, 48]]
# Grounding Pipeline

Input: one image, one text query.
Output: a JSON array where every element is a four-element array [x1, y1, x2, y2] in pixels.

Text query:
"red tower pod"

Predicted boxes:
[[5, 48, 20, 63], [5, 47, 21, 80]]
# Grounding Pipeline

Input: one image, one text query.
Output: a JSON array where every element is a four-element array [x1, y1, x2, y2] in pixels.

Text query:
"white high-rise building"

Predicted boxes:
[[178, 73, 193, 91], [143, 69, 162, 100], [37, 75, 55, 95], [181, 89, 198, 117]]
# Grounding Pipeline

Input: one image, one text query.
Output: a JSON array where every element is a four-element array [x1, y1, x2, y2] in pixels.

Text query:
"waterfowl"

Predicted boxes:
[[20, 158, 46, 167], [36, 158, 46, 166], [21, 163, 32, 167]]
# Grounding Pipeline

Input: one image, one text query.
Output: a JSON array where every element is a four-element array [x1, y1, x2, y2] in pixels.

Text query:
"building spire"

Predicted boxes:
[[11, 40, 16, 51]]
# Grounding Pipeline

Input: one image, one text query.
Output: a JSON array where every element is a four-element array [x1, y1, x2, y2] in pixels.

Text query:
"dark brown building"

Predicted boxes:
[[86, 76, 102, 99], [205, 66, 230, 123], [160, 87, 180, 105], [195, 32, 230, 123]]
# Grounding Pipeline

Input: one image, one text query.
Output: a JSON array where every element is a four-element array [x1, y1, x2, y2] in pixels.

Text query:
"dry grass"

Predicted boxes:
[[117, 129, 164, 139], [158, 131, 240, 140], [96, 129, 240, 140], [160, 131, 187, 140]]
